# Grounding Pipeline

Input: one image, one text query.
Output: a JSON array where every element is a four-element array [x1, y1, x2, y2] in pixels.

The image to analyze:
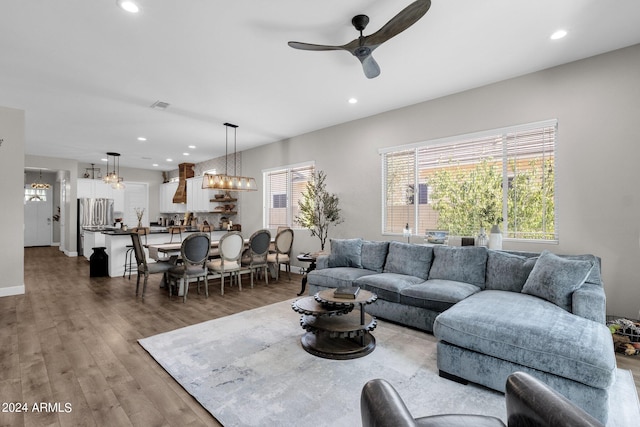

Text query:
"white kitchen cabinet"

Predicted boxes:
[[77, 178, 125, 212], [77, 178, 95, 198], [186, 177, 215, 212], [76, 178, 127, 212], [159, 182, 186, 213]]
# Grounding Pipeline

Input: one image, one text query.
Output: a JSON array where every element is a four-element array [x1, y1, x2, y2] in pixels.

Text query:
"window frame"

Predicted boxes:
[[263, 161, 315, 229], [379, 120, 558, 243]]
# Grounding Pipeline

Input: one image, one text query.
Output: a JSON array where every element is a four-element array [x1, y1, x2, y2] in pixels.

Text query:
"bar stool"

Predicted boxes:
[[168, 226, 184, 243]]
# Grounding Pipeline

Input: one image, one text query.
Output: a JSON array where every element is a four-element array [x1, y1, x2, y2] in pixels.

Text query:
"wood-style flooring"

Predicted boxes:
[[2, 246, 639, 426]]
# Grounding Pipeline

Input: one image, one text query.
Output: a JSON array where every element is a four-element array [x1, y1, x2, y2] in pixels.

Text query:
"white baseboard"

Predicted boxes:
[[64, 250, 78, 257], [0, 285, 25, 297]]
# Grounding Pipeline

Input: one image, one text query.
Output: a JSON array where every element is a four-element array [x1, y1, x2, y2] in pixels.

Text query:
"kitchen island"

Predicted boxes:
[[101, 227, 228, 277]]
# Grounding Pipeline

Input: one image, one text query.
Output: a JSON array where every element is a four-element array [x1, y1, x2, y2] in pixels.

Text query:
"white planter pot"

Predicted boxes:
[[488, 224, 503, 250]]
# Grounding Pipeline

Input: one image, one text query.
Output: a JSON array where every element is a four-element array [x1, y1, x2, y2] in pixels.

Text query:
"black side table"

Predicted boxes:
[[296, 253, 318, 296]]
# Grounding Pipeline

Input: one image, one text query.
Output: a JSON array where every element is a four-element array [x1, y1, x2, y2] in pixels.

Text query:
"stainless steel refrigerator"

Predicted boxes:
[[77, 198, 114, 256]]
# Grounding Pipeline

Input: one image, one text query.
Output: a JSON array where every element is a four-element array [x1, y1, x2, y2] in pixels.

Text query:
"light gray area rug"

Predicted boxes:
[[139, 299, 640, 427]]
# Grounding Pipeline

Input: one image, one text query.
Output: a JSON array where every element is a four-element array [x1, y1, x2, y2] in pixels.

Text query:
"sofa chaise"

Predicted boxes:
[[306, 238, 615, 423]]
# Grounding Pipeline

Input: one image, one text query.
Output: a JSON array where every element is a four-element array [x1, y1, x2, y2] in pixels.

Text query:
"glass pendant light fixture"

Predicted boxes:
[[103, 152, 125, 189], [202, 123, 257, 191], [31, 170, 52, 190]]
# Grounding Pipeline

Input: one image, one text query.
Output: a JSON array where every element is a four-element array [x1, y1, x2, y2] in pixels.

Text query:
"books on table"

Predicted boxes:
[[333, 287, 360, 299]]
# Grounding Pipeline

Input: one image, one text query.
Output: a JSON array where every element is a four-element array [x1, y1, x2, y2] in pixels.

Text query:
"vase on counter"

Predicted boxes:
[[488, 224, 503, 250]]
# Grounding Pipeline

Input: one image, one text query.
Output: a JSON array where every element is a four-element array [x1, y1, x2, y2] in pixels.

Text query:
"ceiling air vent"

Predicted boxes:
[[150, 100, 170, 110]]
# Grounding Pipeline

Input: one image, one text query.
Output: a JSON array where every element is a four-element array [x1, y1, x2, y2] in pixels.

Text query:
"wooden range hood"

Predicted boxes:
[[172, 163, 195, 204]]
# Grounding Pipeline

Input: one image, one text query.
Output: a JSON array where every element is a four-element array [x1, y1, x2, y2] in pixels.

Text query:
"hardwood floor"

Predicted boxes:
[[2, 246, 639, 426]]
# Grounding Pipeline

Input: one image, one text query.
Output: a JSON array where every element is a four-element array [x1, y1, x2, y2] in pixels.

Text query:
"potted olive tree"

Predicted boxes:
[[295, 170, 343, 251]]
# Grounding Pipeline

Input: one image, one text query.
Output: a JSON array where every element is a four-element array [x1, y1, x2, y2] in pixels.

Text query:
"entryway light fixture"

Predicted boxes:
[[116, 0, 140, 13], [103, 152, 126, 189], [202, 123, 257, 191], [31, 170, 51, 190]]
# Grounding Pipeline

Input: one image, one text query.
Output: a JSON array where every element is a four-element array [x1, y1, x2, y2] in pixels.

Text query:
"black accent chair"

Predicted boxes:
[[360, 372, 604, 427]]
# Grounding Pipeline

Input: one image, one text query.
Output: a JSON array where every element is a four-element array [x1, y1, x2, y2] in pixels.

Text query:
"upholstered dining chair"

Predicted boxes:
[[207, 231, 244, 295], [240, 229, 271, 288], [124, 227, 149, 278], [268, 226, 289, 253], [167, 232, 210, 303], [199, 223, 218, 259], [130, 232, 173, 299], [267, 227, 294, 280]]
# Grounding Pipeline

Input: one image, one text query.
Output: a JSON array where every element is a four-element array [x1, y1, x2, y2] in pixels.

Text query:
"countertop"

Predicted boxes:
[[99, 226, 229, 235]]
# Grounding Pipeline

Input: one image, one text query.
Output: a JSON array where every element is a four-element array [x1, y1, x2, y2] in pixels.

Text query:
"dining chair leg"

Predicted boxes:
[[135, 272, 141, 296], [238, 271, 242, 291], [183, 275, 188, 303], [142, 272, 149, 299], [204, 273, 209, 298], [220, 274, 225, 296]]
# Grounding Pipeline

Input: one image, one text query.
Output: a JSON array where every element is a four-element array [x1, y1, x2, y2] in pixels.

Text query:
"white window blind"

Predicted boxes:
[[264, 163, 315, 228], [381, 120, 557, 241]]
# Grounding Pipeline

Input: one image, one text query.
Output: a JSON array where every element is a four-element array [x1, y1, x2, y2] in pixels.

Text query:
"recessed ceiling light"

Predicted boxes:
[[166, 158, 173, 162], [152, 163, 159, 167], [137, 137, 147, 141], [117, 0, 140, 13], [188, 145, 196, 149], [348, 97, 358, 104], [101, 158, 108, 162], [183, 152, 190, 156], [550, 29, 567, 40]]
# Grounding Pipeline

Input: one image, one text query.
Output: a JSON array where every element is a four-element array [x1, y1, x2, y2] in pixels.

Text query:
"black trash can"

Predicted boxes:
[[90, 247, 109, 277]]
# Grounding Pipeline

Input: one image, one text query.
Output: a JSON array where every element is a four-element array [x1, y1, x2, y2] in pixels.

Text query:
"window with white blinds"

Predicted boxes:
[[264, 162, 315, 228], [381, 120, 557, 241]]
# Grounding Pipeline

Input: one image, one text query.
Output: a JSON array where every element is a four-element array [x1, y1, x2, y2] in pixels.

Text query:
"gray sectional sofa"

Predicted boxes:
[[306, 238, 616, 423]]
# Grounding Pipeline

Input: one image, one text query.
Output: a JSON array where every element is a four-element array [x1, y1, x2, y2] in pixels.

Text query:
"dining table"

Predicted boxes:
[[146, 238, 252, 296]]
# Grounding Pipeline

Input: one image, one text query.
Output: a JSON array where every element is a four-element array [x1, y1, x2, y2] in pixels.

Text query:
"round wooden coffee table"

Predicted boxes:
[[291, 288, 378, 360]]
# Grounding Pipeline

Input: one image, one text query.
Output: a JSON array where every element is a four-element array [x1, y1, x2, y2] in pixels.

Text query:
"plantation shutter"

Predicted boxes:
[[382, 149, 416, 234], [266, 169, 288, 227], [504, 125, 556, 239], [264, 163, 315, 228], [381, 120, 557, 241]]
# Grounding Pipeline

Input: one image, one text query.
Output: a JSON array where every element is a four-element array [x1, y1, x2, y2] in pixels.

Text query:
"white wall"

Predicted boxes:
[[241, 44, 640, 319], [0, 106, 25, 296]]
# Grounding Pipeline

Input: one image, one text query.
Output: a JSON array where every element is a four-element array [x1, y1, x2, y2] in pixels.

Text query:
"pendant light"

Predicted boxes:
[[103, 152, 125, 189], [30, 170, 51, 189], [202, 123, 257, 191]]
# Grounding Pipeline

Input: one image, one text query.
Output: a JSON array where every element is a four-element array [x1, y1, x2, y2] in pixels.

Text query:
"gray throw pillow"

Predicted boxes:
[[485, 250, 537, 292], [521, 250, 594, 312], [328, 238, 363, 268], [383, 242, 433, 280], [361, 241, 389, 272], [428, 246, 487, 288]]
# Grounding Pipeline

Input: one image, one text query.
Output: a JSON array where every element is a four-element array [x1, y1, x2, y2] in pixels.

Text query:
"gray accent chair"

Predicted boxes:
[[361, 372, 604, 427]]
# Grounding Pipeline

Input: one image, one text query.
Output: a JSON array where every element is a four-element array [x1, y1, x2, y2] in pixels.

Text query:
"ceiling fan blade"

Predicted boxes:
[[357, 54, 381, 79], [365, 0, 431, 46], [288, 41, 344, 52]]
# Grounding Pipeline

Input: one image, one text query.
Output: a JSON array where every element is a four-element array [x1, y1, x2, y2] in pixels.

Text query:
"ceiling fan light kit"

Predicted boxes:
[[288, 0, 431, 78]]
